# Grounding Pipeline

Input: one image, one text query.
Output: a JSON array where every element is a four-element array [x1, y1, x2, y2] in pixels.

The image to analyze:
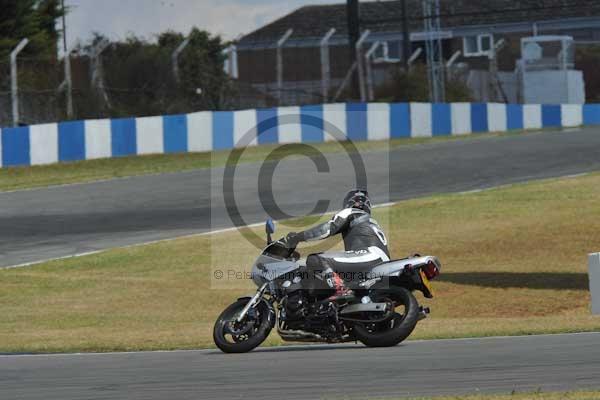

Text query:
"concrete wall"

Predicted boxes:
[[0, 102, 593, 168]]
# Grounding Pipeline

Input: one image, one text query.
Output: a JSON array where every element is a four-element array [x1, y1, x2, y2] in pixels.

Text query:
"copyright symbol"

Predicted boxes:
[[223, 113, 367, 250], [214, 270, 224, 280]]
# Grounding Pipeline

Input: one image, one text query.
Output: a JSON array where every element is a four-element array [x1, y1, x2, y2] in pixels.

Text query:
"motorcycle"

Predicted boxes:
[[213, 220, 441, 353]]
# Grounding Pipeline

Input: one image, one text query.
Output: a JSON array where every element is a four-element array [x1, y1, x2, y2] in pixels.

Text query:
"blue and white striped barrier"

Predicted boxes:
[[0, 102, 596, 168]]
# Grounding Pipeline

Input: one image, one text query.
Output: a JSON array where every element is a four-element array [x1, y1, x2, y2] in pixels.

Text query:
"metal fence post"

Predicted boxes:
[[407, 47, 423, 70], [365, 41, 381, 101], [172, 38, 191, 83], [64, 49, 74, 119], [589, 253, 600, 315], [333, 61, 357, 102], [423, 0, 445, 103], [10, 38, 29, 127], [276, 29, 293, 106], [320, 28, 336, 103], [91, 39, 111, 109], [223, 44, 238, 79], [230, 45, 239, 79], [446, 50, 461, 80], [356, 30, 370, 102]]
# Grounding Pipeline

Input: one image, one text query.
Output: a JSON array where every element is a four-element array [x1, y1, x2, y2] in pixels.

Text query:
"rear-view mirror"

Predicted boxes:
[[265, 219, 275, 234]]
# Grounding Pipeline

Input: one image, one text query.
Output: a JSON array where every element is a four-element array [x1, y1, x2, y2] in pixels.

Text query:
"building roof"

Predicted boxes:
[[239, 0, 600, 46]]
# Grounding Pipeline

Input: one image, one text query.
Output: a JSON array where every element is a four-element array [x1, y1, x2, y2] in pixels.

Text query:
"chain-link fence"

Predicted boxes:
[[2, 35, 600, 127], [0, 57, 65, 127], [0, 61, 12, 127], [236, 39, 406, 108], [0, 38, 255, 127], [0, 39, 415, 128], [19, 56, 64, 125]]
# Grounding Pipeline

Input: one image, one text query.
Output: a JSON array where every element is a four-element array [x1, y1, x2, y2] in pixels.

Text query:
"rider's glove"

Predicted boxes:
[[283, 232, 302, 248]]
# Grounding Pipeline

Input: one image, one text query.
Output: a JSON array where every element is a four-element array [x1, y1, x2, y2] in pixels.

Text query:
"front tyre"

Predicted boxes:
[[353, 287, 419, 347], [213, 299, 273, 353]]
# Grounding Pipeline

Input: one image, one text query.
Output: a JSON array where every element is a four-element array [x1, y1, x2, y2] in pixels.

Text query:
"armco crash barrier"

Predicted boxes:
[[0, 102, 596, 168]]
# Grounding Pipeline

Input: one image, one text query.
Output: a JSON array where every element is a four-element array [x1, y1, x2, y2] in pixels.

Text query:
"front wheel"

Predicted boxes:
[[213, 299, 273, 353], [353, 287, 419, 347]]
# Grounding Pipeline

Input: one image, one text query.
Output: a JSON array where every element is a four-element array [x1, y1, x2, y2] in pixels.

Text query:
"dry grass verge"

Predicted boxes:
[[1, 172, 600, 353]]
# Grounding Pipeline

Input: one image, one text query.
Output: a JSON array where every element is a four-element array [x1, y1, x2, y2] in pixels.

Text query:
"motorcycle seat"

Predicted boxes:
[[332, 259, 389, 277]]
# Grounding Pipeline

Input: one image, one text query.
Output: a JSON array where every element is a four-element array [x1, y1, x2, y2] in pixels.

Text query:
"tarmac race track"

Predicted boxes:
[[1, 129, 600, 400], [1, 333, 599, 399], [2, 127, 600, 267]]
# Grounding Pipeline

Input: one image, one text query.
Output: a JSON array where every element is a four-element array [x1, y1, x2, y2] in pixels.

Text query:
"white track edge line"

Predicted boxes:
[[0, 331, 598, 358], [1, 171, 592, 270]]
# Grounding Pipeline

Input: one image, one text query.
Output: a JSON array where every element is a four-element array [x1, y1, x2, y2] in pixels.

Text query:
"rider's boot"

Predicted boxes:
[[324, 268, 354, 301]]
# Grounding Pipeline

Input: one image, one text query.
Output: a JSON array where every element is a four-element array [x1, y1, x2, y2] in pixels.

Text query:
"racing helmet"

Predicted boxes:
[[343, 189, 372, 214]]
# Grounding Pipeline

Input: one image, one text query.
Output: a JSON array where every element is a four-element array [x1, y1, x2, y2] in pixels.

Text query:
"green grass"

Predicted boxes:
[[0, 128, 542, 192], [1, 171, 600, 353]]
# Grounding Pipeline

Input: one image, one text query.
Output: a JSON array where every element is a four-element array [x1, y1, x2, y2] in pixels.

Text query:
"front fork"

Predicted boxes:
[[235, 283, 269, 323]]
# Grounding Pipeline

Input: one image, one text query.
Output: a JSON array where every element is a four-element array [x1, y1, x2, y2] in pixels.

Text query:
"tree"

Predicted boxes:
[[178, 28, 232, 111], [375, 65, 472, 103], [99, 34, 174, 117], [0, 0, 65, 126], [96, 27, 232, 117], [0, 0, 64, 60], [157, 30, 185, 48]]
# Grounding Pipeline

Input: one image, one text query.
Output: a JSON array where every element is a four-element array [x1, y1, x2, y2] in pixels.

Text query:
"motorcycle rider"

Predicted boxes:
[[283, 189, 390, 301]]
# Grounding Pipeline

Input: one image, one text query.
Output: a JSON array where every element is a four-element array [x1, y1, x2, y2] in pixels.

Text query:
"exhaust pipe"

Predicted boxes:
[[277, 327, 324, 342], [418, 306, 430, 321], [339, 302, 388, 315]]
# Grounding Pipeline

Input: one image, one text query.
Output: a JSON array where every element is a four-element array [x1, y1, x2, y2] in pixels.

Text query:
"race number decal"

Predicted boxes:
[[371, 225, 388, 246]]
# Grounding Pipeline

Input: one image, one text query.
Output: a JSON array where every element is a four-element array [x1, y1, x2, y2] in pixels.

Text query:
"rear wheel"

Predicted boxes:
[[213, 299, 273, 353], [353, 287, 419, 347]]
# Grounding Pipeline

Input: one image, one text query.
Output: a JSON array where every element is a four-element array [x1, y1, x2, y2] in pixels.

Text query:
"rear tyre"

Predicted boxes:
[[353, 287, 419, 347], [213, 299, 273, 353]]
